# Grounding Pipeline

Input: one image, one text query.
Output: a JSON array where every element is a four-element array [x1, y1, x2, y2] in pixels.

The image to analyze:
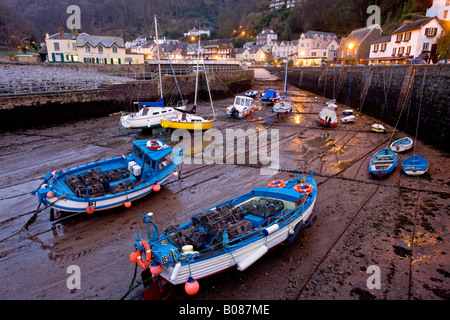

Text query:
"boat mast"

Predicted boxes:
[[154, 15, 163, 100], [202, 55, 215, 119], [194, 37, 201, 107], [284, 57, 288, 98]]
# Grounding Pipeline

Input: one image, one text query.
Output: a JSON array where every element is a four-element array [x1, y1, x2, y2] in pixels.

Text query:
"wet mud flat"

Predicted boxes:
[[0, 71, 449, 300]]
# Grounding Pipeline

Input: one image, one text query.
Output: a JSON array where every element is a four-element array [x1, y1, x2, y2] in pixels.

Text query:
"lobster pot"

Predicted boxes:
[[64, 174, 87, 198], [109, 179, 135, 194], [77, 167, 110, 189], [105, 168, 130, 182]]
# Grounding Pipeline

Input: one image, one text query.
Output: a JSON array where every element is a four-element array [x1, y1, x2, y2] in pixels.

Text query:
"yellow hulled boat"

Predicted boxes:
[[161, 114, 215, 131]]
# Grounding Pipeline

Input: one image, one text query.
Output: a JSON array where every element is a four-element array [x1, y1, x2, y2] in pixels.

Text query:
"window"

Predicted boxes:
[[72, 43, 77, 50], [444, 10, 448, 19], [323, 52, 326, 57], [423, 42, 430, 51], [373, 44, 379, 52], [425, 28, 437, 37], [404, 32, 411, 41], [86, 45, 91, 53], [396, 34, 403, 43], [98, 45, 103, 53], [112, 46, 118, 53], [380, 43, 387, 52], [398, 47, 405, 56], [392, 47, 397, 56], [54, 42, 60, 51], [406, 46, 411, 55]]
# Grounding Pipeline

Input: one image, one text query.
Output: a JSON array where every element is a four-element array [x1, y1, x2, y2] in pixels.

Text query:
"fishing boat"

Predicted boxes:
[[390, 137, 413, 152], [31, 139, 183, 216], [244, 90, 258, 98], [226, 95, 256, 119], [260, 89, 280, 105], [372, 123, 385, 133], [318, 100, 338, 127], [120, 16, 186, 130], [402, 155, 428, 176], [160, 38, 216, 131], [341, 115, 355, 123], [272, 60, 292, 116], [369, 148, 398, 178], [129, 172, 317, 296]]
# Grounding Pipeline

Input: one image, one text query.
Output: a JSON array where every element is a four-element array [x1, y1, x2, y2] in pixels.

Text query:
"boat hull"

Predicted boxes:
[[161, 119, 215, 131], [390, 137, 413, 153], [369, 148, 398, 177], [159, 198, 316, 285], [402, 155, 428, 176]]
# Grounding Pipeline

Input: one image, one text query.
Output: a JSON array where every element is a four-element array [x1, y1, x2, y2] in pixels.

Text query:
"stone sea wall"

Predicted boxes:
[[268, 65, 450, 152]]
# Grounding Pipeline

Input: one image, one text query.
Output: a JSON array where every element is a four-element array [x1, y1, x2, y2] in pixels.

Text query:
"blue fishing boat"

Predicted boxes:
[[31, 139, 183, 216], [261, 89, 280, 105], [129, 172, 317, 296], [390, 137, 413, 153], [369, 148, 398, 178], [402, 155, 428, 176]]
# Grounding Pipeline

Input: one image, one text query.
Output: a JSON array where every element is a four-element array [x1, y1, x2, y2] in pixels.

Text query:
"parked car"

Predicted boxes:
[[437, 60, 449, 64], [371, 63, 384, 66], [405, 59, 427, 65]]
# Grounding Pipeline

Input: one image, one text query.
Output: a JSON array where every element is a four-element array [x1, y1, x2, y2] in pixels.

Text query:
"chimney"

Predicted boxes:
[[75, 29, 78, 36], [402, 20, 412, 26], [59, 27, 64, 39], [119, 30, 124, 38]]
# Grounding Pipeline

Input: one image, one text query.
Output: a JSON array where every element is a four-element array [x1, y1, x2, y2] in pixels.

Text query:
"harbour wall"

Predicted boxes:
[[268, 65, 450, 152], [0, 69, 253, 131]]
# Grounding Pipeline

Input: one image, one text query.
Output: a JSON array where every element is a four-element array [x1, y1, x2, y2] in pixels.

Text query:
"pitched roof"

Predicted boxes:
[[48, 32, 89, 40], [392, 17, 438, 35], [76, 35, 124, 48], [302, 31, 336, 39], [345, 25, 381, 45], [370, 36, 392, 44]]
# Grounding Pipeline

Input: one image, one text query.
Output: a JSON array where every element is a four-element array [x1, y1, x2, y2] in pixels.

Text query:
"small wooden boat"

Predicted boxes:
[[402, 155, 428, 176], [390, 137, 413, 153], [130, 173, 317, 295], [343, 109, 353, 115], [369, 148, 398, 178], [244, 90, 258, 98], [31, 139, 182, 215], [226, 95, 256, 119], [261, 90, 280, 105], [372, 124, 385, 133], [341, 115, 355, 123]]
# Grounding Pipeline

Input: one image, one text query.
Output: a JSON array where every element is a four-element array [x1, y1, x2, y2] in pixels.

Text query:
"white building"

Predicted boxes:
[[269, 0, 302, 11], [297, 31, 338, 66], [272, 40, 299, 62], [256, 29, 278, 47], [426, 0, 450, 21], [368, 17, 445, 64]]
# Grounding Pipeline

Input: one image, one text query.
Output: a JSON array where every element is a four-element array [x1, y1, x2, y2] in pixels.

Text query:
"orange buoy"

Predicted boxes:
[[136, 241, 152, 269], [40, 184, 48, 189], [267, 180, 286, 188], [46, 191, 55, 198], [86, 205, 95, 214], [152, 184, 161, 192], [150, 261, 163, 275], [185, 276, 199, 296], [130, 252, 139, 264], [294, 183, 313, 195], [124, 200, 132, 208]]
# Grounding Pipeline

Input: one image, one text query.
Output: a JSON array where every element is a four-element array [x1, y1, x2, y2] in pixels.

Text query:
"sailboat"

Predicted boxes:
[[161, 38, 215, 131], [120, 16, 186, 130], [272, 60, 292, 116]]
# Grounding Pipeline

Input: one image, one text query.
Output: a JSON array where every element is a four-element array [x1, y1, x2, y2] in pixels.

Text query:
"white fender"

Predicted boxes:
[[170, 262, 181, 281], [237, 245, 268, 271], [263, 224, 279, 236]]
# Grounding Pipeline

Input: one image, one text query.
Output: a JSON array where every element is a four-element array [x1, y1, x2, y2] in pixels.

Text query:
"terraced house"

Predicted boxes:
[[45, 28, 144, 64]]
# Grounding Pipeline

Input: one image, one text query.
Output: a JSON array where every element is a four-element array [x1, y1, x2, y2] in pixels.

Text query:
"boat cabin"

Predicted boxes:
[[231, 96, 255, 111], [129, 140, 174, 181]]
